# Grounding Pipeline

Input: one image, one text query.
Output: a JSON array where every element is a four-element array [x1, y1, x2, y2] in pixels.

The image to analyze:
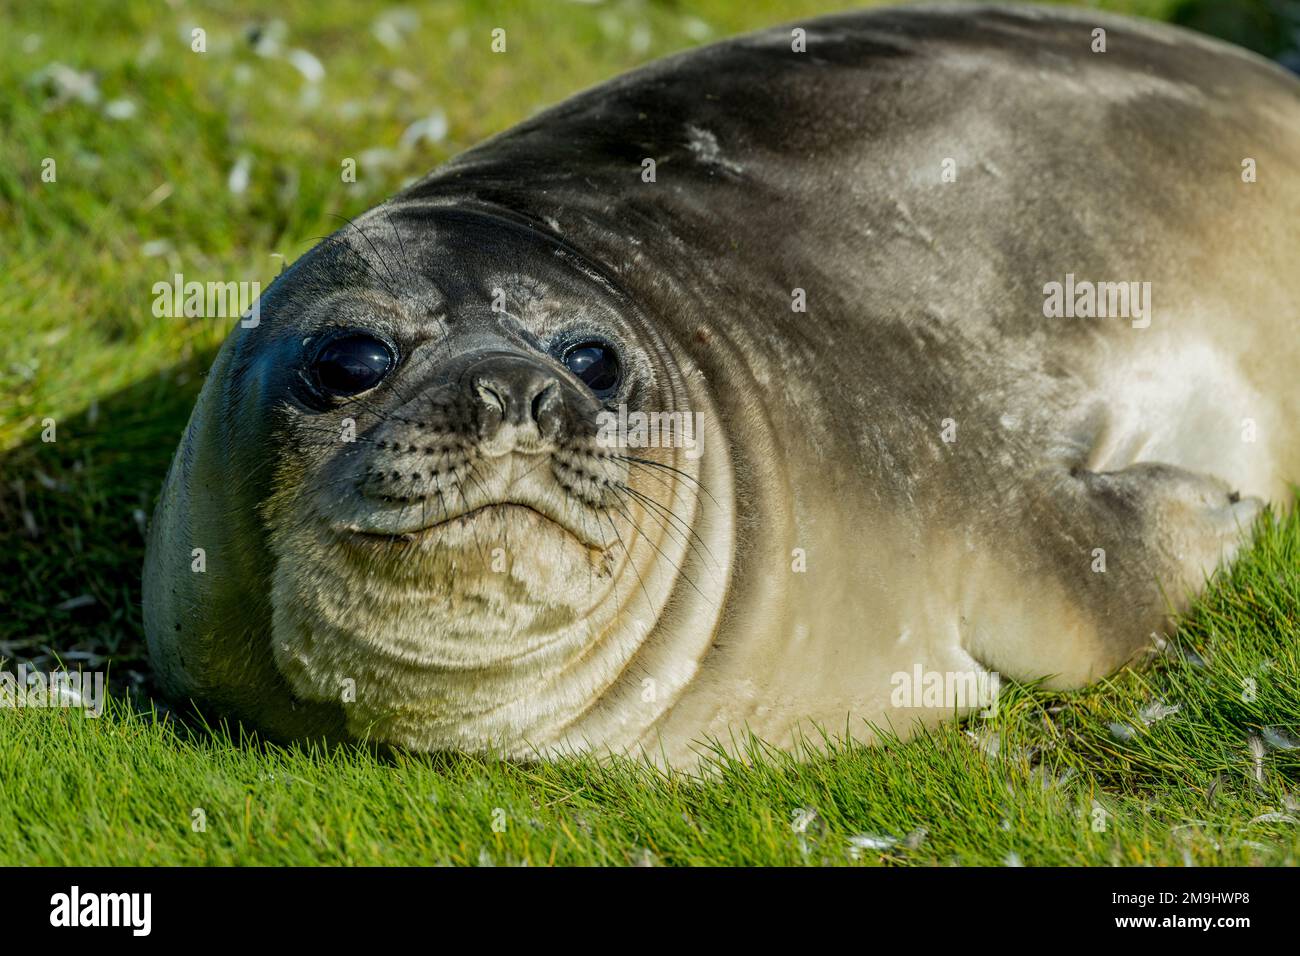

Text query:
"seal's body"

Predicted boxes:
[[145, 5, 1300, 767]]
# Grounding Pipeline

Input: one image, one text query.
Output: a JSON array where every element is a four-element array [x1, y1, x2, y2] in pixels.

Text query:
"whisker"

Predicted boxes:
[[607, 489, 711, 604], [328, 213, 399, 295], [602, 509, 656, 615], [609, 454, 717, 505], [615, 481, 721, 576]]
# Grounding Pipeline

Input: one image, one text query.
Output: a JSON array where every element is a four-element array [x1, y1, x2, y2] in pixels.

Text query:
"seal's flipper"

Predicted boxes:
[[962, 461, 1262, 689], [1024, 461, 1261, 678]]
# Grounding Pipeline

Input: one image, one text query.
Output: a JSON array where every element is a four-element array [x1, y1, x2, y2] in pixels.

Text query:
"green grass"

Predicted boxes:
[[2, 0, 1298, 866]]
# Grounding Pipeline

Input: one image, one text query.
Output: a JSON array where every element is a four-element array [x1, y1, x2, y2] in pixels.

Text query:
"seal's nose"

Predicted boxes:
[[469, 353, 564, 452]]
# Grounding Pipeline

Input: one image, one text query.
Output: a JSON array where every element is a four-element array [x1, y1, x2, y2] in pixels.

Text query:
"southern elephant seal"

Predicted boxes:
[[144, 4, 1300, 767]]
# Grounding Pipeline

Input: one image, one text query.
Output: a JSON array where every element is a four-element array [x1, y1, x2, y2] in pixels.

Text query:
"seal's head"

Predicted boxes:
[[145, 203, 728, 757]]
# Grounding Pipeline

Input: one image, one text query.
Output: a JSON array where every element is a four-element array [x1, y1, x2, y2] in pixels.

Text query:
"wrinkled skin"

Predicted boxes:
[[145, 4, 1300, 767]]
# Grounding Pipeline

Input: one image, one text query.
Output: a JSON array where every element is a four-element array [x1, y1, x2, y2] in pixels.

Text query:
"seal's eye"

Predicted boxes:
[[310, 333, 394, 397], [562, 341, 621, 397]]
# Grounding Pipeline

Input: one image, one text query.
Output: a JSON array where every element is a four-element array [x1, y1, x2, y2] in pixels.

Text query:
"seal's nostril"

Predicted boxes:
[[531, 381, 559, 426], [475, 380, 506, 416]]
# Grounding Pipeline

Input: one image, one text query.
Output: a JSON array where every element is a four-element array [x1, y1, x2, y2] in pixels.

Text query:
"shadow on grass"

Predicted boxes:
[[0, 348, 215, 702]]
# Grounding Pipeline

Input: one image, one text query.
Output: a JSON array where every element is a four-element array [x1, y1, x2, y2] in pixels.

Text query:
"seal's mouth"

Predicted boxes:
[[319, 441, 628, 555], [340, 500, 611, 552]]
